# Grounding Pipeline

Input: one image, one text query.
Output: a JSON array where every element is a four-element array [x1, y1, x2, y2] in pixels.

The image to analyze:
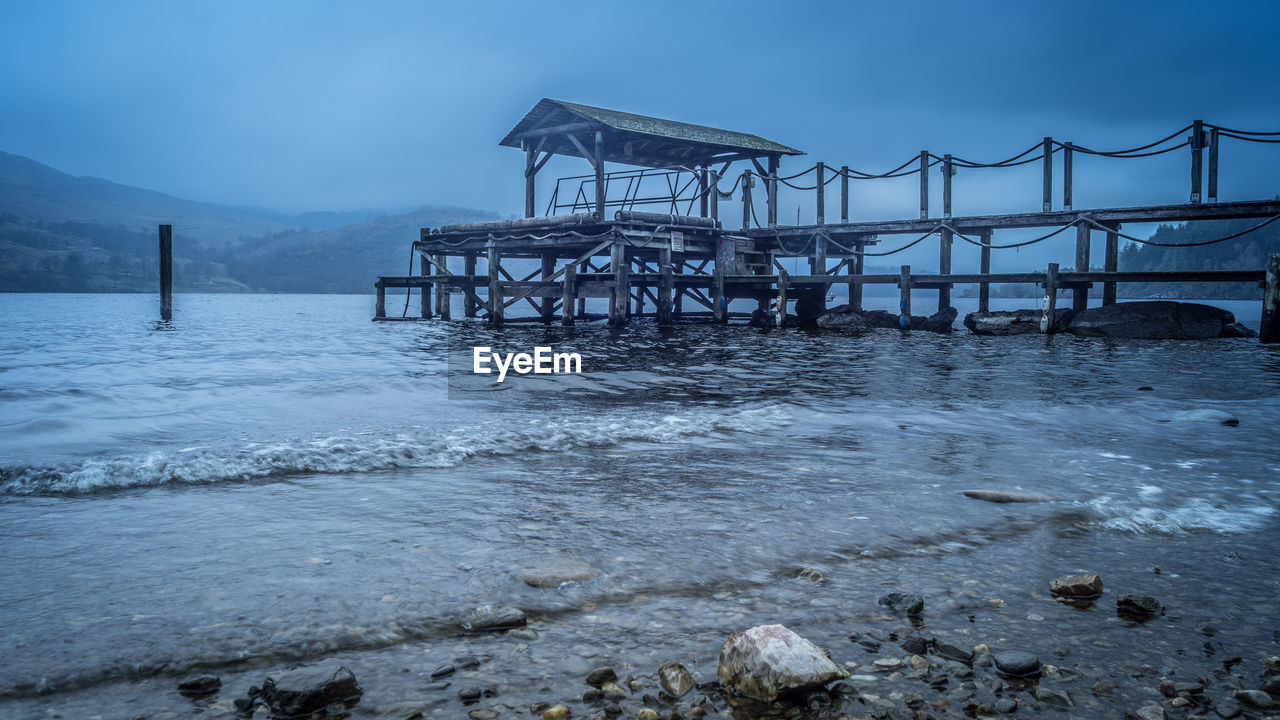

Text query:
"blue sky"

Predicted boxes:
[[3, 0, 1279, 267]]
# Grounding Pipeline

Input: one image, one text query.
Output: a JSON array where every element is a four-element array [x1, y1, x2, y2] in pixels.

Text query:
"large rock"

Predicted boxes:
[[260, 659, 362, 717], [964, 309, 1075, 335], [518, 560, 598, 588], [1068, 301, 1235, 339], [793, 290, 828, 327], [1049, 573, 1104, 598], [462, 604, 527, 632], [815, 309, 872, 331], [915, 306, 958, 333], [717, 624, 848, 701]]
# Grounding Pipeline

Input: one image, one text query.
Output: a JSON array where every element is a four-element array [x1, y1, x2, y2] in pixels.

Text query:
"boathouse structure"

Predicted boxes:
[[377, 100, 1280, 341]]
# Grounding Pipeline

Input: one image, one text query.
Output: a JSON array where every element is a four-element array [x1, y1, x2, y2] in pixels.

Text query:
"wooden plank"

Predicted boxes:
[[1041, 262, 1058, 333], [1103, 224, 1119, 306], [898, 265, 911, 329], [978, 229, 992, 313], [1263, 253, 1280, 343], [513, 120, 596, 140], [1074, 223, 1091, 312], [158, 224, 172, 321]]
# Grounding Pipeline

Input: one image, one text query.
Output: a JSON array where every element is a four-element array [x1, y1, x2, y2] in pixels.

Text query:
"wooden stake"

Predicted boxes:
[[709, 169, 719, 221], [1063, 142, 1074, 212], [540, 252, 555, 323], [978, 229, 992, 313], [712, 266, 726, 323], [899, 264, 911, 329], [811, 234, 827, 275], [1041, 262, 1059, 334], [421, 277, 432, 319], [1190, 119, 1203, 204], [699, 167, 709, 218], [561, 262, 576, 326], [1104, 223, 1119, 306], [840, 165, 849, 222], [657, 246, 673, 325], [463, 254, 477, 317], [939, 228, 952, 310], [487, 243, 503, 325], [524, 143, 537, 218], [1074, 223, 1091, 312], [919, 151, 929, 219], [1042, 137, 1053, 212], [816, 161, 825, 225], [1208, 127, 1219, 204], [776, 268, 788, 327], [942, 154, 952, 218], [435, 254, 450, 320], [767, 155, 779, 228], [850, 239, 864, 311], [375, 280, 386, 319], [158, 224, 172, 321], [609, 240, 626, 325], [1262, 253, 1280, 343]]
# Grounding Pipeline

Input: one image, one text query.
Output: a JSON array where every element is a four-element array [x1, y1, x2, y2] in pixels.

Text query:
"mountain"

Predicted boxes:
[[0, 151, 502, 293]]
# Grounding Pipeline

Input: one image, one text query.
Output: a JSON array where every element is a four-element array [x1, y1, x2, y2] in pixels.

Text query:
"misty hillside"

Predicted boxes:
[[0, 151, 501, 293]]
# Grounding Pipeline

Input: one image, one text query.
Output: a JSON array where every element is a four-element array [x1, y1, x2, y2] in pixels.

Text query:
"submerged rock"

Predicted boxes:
[[964, 308, 1075, 335], [931, 639, 974, 665], [177, 674, 222, 697], [540, 704, 570, 719], [585, 667, 617, 686], [1234, 689, 1275, 708], [658, 661, 695, 698], [1117, 593, 1163, 617], [1134, 702, 1166, 720], [717, 624, 848, 701], [1049, 573, 1104, 598], [993, 650, 1041, 678], [518, 560, 598, 588], [1068, 301, 1236, 339], [1172, 409, 1239, 426], [960, 489, 1052, 504], [260, 659, 362, 717], [462, 605, 527, 632], [878, 591, 925, 616]]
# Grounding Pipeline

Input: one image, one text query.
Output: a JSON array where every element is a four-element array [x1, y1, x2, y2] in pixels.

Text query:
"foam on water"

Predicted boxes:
[[1078, 494, 1276, 534]]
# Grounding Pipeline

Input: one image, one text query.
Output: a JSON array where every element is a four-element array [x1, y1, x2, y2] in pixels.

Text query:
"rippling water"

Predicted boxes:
[[1, 293, 1278, 718]]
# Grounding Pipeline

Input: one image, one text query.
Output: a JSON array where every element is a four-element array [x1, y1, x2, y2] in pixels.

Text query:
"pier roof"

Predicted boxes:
[[500, 98, 803, 168]]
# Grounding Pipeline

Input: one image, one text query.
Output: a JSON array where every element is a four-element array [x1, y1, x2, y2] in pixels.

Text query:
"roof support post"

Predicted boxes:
[[766, 155, 779, 228], [594, 130, 606, 219], [524, 142, 537, 218]]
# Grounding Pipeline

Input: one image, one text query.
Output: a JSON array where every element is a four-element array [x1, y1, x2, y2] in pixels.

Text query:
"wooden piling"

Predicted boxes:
[[561, 262, 576, 326], [850, 241, 864, 311], [487, 243, 504, 325], [712, 266, 726, 323], [978, 229, 992, 313], [1104, 223, 1119, 306], [577, 260, 588, 318], [939, 228, 953, 310], [524, 143, 537, 218], [840, 165, 849, 223], [657, 246, 673, 325], [375, 280, 386, 319], [609, 240, 627, 325], [421, 278, 432, 318], [463, 254, 477, 317], [158, 224, 172, 321], [1074, 223, 1091, 312], [540, 252, 555, 323], [816, 162, 825, 225], [1208, 127, 1219, 204], [1042, 137, 1053, 212], [899, 265, 911, 329], [435, 254, 450, 320], [1041, 262, 1059, 333], [1262, 254, 1280, 343], [811, 234, 827, 275], [1063, 142, 1074, 212], [776, 268, 788, 327], [919, 151, 929, 219], [1190, 119, 1203, 204]]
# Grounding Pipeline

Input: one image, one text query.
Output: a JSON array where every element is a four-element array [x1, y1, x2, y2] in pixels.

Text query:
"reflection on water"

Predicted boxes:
[[0, 293, 1277, 716]]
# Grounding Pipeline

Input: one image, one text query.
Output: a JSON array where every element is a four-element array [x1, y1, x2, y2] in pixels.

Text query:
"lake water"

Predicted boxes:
[[1, 293, 1278, 719]]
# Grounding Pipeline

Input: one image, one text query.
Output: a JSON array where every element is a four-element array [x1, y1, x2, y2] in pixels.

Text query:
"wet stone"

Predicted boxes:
[[458, 687, 482, 702], [932, 639, 974, 664], [541, 704, 570, 720], [900, 637, 929, 655], [994, 697, 1017, 714], [658, 661, 695, 698], [582, 688, 603, 703], [1233, 689, 1275, 708], [455, 655, 483, 669], [1134, 702, 1167, 720], [586, 667, 617, 686], [260, 660, 362, 718], [177, 674, 222, 697], [1032, 686, 1073, 710], [1048, 573, 1104, 599], [1117, 594, 1164, 617], [994, 650, 1041, 678], [878, 591, 924, 616], [430, 664, 455, 678], [462, 605, 527, 632], [600, 681, 627, 699], [469, 710, 500, 720]]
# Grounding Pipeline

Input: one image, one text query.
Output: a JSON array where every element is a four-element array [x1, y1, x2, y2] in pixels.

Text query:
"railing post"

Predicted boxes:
[[594, 130, 606, 218], [899, 264, 912, 329], [1042, 137, 1053, 212], [816, 161, 825, 225], [1074, 223, 1091, 312], [1063, 142, 1074, 212], [942, 154, 952, 218], [1262, 253, 1280, 343], [524, 141, 537, 218], [919, 151, 929, 219], [1103, 223, 1119, 306], [1208, 127, 1219, 204], [1041, 262, 1059, 334], [840, 165, 849, 223], [978, 229, 992, 313], [1190, 119, 1204, 204], [741, 170, 752, 230]]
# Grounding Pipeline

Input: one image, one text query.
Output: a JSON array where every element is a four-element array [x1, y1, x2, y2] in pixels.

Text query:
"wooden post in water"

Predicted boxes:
[[1261, 254, 1280, 344], [939, 228, 953, 310], [1063, 142, 1074, 212], [158, 224, 172, 321], [816, 162, 825, 225], [561, 262, 576, 326], [898, 265, 911, 329], [850, 238, 864, 311], [712, 266, 726, 323], [978, 229, 992, 313], [1104, 223, 1119, 306], [919, 151, 929, 219], [1190, 119, 1204, 204], [1208, 127, 1219, 203], [609, 240, 627, 326], [487, 243, 503, 325], [435, 254, 450, 320], [375, 280, 386, 319], [577, 260, 588, 318], [1042, 137, 1053, 212], [840, 165, 849, 223], [463, 254, 477, 317], [540, 252, 555, 323], [776, 268, 788, 327], [421, 277, 432, 319], [1041, 262, 1059, 334], [657, 246, 673, 325], [1074, 223, 1091, 312]]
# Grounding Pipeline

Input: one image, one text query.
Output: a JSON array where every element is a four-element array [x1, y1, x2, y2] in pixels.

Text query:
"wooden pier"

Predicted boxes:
[[378, 100, 1280, 341]]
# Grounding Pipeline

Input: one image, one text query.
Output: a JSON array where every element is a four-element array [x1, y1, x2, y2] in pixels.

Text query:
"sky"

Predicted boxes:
[[3, 0, 1280, 268]]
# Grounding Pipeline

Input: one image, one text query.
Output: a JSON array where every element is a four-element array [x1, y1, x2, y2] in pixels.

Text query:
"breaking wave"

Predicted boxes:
[[1077, 494, 1276, 534]]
